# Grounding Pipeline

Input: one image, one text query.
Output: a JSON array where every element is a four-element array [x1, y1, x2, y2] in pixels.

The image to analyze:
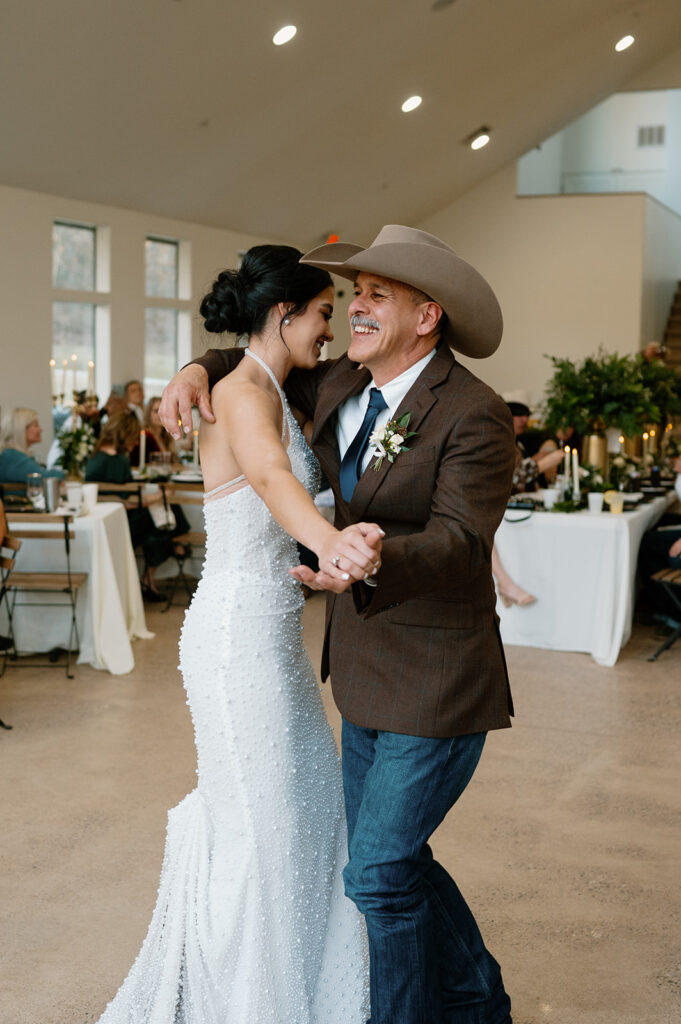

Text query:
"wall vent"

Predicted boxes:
[[637, 125, 665, 147]]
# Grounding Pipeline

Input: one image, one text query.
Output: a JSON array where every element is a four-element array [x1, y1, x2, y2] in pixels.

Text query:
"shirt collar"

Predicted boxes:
[[365, 347, 438, 415]]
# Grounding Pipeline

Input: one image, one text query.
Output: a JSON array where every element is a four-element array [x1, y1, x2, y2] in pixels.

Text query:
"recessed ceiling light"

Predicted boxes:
[[401, 95, 422, 113], [615, 34, 635, 52], [273, 25, 297, 46], [465, 126, 491, 150]]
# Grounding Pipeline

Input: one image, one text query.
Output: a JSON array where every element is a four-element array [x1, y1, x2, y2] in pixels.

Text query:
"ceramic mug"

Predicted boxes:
[[587, 492, 604, 513]]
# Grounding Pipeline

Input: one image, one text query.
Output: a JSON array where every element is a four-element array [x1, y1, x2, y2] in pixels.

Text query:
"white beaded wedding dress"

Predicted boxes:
[[97, 349, 369, 1024]]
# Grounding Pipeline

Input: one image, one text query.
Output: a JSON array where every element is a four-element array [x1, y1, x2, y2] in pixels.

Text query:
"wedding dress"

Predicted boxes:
[[97, 348, 369, 1023]]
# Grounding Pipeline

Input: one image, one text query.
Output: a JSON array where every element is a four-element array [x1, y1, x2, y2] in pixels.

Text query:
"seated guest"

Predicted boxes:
[[85, 410, 189, 601], [130, 395, 186, 467], [507, 401, 564, 492], [637, 454, 681, 628], [124, 379, 145, 423], [0, 408, 64, 484]]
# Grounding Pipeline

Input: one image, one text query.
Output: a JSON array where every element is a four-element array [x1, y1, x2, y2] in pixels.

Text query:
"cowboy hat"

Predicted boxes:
[[300, 224, 502, 358]]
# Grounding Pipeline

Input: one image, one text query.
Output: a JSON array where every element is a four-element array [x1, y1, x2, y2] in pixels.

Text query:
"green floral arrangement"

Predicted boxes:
[[544, 350, 660, 437], [608, 452, 640, 490], [56, 420, 96, 478], [635, 354, 681, 425], [580, 463, 607, 492]]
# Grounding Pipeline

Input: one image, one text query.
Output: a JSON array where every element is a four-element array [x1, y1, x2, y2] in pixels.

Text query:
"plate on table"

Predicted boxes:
[[170, 472, 203, 484], [640, 486, 668, 496]]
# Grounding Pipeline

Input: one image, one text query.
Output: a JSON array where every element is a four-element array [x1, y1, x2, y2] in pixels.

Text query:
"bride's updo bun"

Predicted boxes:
[[200, 245, 333, 337]]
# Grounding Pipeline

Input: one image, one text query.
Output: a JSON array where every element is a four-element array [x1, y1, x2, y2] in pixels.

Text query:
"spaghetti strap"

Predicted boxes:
[[244, 347, 288, 443], [203, 348, 290, 502]]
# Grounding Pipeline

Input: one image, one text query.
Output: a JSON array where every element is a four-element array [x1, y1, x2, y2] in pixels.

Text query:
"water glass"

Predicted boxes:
[[27, 472, 46, 510], [587, 492, 604, 514], [609, 492, 624, 514], [65, 482, 83, 514]]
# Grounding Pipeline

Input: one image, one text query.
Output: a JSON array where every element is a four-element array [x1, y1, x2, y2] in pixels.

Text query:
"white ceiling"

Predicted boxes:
[[2, 0, 681, 247]]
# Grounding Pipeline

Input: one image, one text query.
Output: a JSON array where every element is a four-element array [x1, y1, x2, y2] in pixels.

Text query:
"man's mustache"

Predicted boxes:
[[350, 315, 381, 331]]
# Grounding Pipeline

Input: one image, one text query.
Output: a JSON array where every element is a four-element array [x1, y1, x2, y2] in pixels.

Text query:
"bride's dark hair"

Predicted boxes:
[[200, 245, 333, 337]]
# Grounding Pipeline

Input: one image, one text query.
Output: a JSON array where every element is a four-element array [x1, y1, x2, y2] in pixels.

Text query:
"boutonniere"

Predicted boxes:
[[369, 413, 417, 471]]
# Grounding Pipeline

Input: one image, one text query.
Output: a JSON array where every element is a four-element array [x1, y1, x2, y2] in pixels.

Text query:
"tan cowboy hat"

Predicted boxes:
[[300, 224, 502, 358]]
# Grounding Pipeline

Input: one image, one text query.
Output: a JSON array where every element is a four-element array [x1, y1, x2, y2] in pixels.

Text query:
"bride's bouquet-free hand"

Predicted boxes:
[[369, 413, 417, 472]]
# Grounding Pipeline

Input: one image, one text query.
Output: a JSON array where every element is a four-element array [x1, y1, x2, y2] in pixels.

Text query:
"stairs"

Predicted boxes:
[[663, 282, 681, 368]]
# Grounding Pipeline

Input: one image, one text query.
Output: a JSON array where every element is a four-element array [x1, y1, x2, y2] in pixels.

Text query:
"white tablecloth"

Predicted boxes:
[[2, 503, 154, 674], [494, 494, 674, 667]]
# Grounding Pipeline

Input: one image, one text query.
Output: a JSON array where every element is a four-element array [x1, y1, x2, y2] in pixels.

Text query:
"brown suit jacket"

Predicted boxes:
[[197, 343, 516, 738]]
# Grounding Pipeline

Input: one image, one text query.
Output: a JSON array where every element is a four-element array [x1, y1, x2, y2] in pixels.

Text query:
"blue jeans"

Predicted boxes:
[[342, 720, 512, 1024]]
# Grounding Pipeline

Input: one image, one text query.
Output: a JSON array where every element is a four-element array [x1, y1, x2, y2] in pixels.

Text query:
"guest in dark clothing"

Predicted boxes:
[[506, 401, 564, 492], [85, 411, 189, 601], [638, 455, 681, 626]]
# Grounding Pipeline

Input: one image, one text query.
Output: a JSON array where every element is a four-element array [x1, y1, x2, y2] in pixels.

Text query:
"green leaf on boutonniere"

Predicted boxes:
[[369, 412, 418, 471]]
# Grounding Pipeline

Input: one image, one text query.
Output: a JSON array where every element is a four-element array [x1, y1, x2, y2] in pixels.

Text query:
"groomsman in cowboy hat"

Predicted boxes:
[[160, 225, 516, 1024]]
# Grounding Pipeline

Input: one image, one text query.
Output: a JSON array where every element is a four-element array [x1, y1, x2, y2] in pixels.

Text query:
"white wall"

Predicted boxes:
[[640, 194, 681, 342], [419, 164, 649, 408], [0, 184, 267, 460]]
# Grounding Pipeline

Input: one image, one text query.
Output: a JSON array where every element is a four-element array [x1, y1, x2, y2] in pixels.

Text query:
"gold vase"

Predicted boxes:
[[623, 435, 641, 458], [584, 434, 608, 474]]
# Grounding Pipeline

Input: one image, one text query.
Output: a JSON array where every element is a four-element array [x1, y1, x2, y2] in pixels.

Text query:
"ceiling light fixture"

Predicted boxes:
[[615, 34, 635, 51], [463, 126, 491, 150], [401, 95, 422, 113], [273, 25, 297, 46]]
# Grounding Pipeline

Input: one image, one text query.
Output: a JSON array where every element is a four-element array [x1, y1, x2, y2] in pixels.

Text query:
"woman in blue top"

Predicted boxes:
[[0, 408, 64, 484]]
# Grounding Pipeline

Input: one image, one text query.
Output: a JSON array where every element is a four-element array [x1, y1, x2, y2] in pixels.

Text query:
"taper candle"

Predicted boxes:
[[572, 448, 580, 499], [71, 353, 78, 395], [193, 428, 199, 465], [49, 358, 57, 397], [87, 360, 95, 396], [563, 446, 571, 486], [139, 430, 146, 471], [61, 359, 68, 396]]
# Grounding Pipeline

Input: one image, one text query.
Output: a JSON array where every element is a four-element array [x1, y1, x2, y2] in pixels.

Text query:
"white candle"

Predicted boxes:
[[49, 358, 57, 397], [618, 435, 624, 453], [642, 432, 649, 460], [193, 428, 199, 465], [61, 359, 68, 397], [563, 446, 571, 487], [572, 448, 580, 499], [87, 360, 95, 396], [71, 353, 78, 395], [139, 430, 146, 471]]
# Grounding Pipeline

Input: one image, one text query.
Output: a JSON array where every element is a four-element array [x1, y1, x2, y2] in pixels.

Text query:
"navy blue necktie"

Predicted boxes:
[[339, 388, 388, 502]]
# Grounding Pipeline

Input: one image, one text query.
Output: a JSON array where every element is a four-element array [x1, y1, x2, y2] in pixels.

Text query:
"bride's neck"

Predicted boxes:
[[246, 334, 292, 386]]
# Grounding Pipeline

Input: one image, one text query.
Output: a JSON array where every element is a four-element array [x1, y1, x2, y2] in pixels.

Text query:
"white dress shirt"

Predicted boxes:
[[336, 348, 437, 474]]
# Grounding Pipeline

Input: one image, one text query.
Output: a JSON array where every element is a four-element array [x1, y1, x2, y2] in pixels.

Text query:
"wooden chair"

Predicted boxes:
[[0, 502, 87, 678], [159, 484, 206, 612], [647, 568, 681, 661]]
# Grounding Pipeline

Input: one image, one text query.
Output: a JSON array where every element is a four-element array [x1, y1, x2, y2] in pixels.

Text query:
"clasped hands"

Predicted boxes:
[[290, 524, 384, 594]]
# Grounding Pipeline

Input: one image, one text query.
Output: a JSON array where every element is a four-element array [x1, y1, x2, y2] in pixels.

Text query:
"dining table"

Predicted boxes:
[[494, 491, 677, 667], [2, 502, 153, 674]]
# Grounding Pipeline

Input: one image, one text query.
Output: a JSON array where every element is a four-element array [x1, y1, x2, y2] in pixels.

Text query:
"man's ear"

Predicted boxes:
[[416, 301, 443, 337]]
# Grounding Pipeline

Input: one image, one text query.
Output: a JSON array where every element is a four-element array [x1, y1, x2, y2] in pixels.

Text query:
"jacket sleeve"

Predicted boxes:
[[352, 391, 515, 617], [190, 347, 244, 390]]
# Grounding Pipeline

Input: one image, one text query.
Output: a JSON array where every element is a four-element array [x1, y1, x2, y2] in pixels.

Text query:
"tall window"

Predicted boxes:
[[52, 222, 98, 398], [144, 237, 189, 396]]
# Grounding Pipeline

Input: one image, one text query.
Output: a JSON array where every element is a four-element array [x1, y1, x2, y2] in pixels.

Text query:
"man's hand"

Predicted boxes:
[[669, 537, 681, 559], [290, 522, 384, 593], [159, 364, 214, 439]]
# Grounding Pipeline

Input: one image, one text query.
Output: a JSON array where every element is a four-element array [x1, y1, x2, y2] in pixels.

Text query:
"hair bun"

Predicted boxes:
[[199, 269, 250, 335]]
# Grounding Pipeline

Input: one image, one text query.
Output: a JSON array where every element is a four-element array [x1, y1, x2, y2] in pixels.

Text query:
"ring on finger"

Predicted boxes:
[[331, 556, 340, 567]]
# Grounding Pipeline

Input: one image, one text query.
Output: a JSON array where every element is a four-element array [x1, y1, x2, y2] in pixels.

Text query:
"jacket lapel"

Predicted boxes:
[[349, 344, 455, 518]]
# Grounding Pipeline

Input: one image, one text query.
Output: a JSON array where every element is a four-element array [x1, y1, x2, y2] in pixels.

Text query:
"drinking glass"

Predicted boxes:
[[27, 472, 45, 510]]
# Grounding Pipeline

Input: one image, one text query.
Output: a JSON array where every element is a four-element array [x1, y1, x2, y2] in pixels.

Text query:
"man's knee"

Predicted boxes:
[[343, 854, 423, 916]]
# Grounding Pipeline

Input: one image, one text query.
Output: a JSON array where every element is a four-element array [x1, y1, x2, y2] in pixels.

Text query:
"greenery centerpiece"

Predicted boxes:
[[56, 420, 96, 480]]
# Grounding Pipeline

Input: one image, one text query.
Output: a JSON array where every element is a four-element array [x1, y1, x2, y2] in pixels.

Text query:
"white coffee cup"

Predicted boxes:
[[81, 482, 98, 513], [65, 482, 83, 513], [587, 492, 604, 514]]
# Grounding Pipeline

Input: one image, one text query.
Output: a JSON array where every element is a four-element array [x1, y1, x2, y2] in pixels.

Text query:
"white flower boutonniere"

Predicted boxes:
[[369, 413, 417, 471]]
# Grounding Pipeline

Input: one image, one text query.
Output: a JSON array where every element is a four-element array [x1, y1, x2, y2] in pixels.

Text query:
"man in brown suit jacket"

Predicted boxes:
[[160, 226, 516, 1024]]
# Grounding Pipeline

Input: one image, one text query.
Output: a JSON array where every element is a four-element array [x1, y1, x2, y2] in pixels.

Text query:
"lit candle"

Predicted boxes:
[[87, 360, 95, 396], [642, 431, 649, 460], [563, 445, 570, 483], [71, 353, 78, 395], [61, 359, 68, 397], [139, 430, 146, 471], [49, 358, 57, 397], [618, 434, 624, 453], [193, 428, 199, 465], [572, 448, 580, 500]]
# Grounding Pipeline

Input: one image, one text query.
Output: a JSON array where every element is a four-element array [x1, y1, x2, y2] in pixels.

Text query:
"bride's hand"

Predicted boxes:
[[317, 523, 383, 584]]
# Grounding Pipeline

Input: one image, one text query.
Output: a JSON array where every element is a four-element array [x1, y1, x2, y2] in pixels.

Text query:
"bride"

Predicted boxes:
[[96, 245, 379, 1023]]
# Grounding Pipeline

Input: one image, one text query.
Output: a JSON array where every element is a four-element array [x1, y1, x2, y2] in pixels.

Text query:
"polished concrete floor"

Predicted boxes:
[[1, 595, 680, 1024]]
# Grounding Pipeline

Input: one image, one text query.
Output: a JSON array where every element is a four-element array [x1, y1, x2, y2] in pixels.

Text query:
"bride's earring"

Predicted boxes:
[[283, 317, 290, 325]]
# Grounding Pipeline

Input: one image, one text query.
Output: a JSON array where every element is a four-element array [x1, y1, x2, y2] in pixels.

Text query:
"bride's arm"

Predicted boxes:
[[203, 380, 382, 584]]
